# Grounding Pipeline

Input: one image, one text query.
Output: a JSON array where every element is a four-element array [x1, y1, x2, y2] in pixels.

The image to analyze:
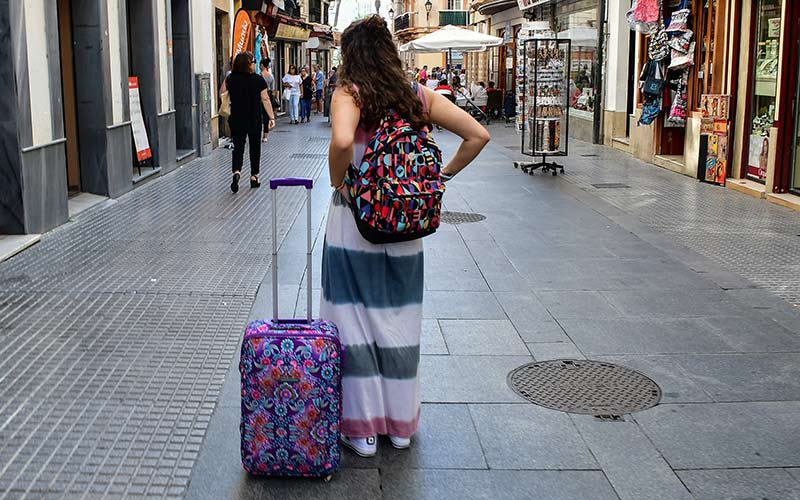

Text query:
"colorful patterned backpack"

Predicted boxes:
[[346, 83, 446, 244]]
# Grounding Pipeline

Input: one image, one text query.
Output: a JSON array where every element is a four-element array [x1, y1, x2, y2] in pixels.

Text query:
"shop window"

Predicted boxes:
[[745, 0, 782, 182], [554, 0, 598, 115]]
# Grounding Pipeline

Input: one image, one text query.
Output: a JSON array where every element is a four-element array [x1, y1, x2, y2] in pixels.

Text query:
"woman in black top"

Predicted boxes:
[[223, 51, 275, 192], [299, 67, 314, 123]]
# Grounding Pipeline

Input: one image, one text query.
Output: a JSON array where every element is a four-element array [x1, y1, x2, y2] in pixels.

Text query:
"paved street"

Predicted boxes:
[[2, 117, 800, 500]]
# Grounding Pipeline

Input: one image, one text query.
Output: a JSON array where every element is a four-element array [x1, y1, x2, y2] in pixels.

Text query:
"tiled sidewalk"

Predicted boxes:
[[188, 123, 800, 500]]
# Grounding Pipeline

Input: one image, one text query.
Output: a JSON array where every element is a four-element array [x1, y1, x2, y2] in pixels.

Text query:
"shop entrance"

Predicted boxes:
[[171, 0, 194, 162], [215, 8, 229, 139], [57, 0, 81, 196]]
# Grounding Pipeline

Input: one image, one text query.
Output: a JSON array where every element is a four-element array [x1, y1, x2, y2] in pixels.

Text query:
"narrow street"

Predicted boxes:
[[2, 117, 800, 500]]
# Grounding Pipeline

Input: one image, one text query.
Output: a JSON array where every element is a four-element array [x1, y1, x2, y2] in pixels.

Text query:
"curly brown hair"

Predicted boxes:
[[338, 16, 428, 130]]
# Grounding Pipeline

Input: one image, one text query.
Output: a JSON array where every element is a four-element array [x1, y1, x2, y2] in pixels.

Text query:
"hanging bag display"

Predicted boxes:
[[667, 30, 693, 53], [627, 0, 661, 34], [642, 61, 665, 96], [669, 42, 696, 70], [666, 0, 690, 33], [648, 26, 670, 61]]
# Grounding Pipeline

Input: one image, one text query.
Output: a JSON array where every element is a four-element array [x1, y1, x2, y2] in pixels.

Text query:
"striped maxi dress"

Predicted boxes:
[[319, 126, 423, 440]]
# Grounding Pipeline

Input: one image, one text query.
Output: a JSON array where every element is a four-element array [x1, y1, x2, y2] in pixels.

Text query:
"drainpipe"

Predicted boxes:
[[593, 0, 606, 144]]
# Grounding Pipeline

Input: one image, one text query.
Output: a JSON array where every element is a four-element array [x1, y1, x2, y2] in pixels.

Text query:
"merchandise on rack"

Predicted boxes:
[[513, 36, 571, 176]]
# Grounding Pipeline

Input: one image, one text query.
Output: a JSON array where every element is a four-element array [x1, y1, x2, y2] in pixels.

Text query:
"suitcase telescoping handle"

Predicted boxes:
[[270, 178, 314, 322]]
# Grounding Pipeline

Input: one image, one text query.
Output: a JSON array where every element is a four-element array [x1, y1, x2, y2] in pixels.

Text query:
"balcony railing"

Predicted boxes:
[[439, 9, 469, 26], [394, 12, 416, 32]]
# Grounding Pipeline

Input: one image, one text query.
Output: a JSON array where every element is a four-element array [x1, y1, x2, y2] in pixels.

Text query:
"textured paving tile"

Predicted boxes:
[[527, 341, 586, 361], [469, 404, 597, 470], [571, 415, 693, 500], [379, 404, 487, 470], [0, 120, 327, 499], [559, 318, 734, 355], [536, 290, 623, 319], [439, 320, 528, 355], [677, 468, 800, 500], [422, 291, 506, 320], [634, 402, 800, 468], [421, 320, 448, 355], [419, 355, 531, 403], [380, 469, 619, 500]]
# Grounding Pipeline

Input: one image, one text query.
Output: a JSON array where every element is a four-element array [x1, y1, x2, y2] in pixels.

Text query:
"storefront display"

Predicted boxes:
[[514, 36, 571, 175], [745, 0, 782, 182], [698, 94, 730, 185]]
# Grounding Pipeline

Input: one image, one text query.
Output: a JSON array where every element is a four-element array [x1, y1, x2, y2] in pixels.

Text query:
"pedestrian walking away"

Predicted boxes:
[[299, 67, 314, 123], [282, 64, 301, 124], [314, 64, 326, 114], [259, 58, 276, 143], [224, 51, 275, 193], [324, 15, 490, 458]]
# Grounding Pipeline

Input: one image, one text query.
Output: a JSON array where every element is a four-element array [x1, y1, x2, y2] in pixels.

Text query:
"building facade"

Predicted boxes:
[[393, 0, 472, 70], [0, 0, 223, 235]]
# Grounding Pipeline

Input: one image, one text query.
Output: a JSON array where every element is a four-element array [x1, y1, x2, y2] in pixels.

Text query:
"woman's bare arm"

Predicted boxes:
[[261, 89, 275, 129], [328, 87, 360, 188], [423, 86, 490, 177]]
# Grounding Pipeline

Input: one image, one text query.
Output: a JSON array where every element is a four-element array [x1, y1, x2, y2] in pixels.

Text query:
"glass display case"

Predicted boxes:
[[514, 38, 571, 175]]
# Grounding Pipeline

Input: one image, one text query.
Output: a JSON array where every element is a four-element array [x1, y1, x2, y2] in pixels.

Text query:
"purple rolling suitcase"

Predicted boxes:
[[240, 178, 342, 478]]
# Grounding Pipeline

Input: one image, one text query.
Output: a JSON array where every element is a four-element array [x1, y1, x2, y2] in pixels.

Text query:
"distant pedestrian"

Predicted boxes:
[[325, 15, 489, 459], [224, 51, 275, 192], [299, 67, 314, 123], [259, 58, 275, 143], [314, 64, 326, 113], [282, 64, 301, 124]]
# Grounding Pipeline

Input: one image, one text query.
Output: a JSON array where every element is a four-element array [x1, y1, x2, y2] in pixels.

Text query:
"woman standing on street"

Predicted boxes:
[[323, 15, 490, 457], [224, 51, 275, 192], [299, 67, 314, 123], [282, 64, 301, 124]]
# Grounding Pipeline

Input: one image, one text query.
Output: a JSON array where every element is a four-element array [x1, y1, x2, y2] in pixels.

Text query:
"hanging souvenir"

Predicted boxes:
[[627, 0, 661, 34], [666, 0, 690, 33], [668, 71, 689, 127], [648, 26, 670, 61], [642, 60, 665, 96], [638, 95, 663, 126], [667, 30, 693, 53], [668, 42, 695, 70]]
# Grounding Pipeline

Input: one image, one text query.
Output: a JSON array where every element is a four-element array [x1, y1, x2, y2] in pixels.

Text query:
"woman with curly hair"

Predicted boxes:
[[322, 15, 490, 458]]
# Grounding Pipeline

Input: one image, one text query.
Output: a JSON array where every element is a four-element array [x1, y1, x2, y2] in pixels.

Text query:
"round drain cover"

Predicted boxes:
[[440, 211, 486, 224], [507, 359, 661, 416]]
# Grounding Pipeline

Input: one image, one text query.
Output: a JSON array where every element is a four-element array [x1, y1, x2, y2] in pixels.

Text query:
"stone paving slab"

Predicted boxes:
[[676, 468, 800, 500]]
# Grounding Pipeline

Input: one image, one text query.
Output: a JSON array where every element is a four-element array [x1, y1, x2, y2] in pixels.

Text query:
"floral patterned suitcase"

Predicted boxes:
[[240, 178, 342, 478]]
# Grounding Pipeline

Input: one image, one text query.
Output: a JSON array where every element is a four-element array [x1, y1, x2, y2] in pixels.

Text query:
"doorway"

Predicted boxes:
[[215, 9, 229, 139], [172, 0, 194, 162], [57, 0, 81, 196]]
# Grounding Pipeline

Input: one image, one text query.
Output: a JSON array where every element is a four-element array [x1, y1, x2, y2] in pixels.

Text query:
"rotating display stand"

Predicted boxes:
[[513, 38, 571, 176]]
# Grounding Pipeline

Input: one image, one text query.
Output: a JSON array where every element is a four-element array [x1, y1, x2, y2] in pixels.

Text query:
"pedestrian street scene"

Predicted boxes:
[[1, 0, 800, 499]]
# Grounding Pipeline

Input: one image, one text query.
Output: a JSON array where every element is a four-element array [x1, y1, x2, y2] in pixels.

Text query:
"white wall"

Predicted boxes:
[[108, 0, 125, 124], [604, 0, 631, 113], [156, 0, 171, 113], [24, 0, 54, 145]]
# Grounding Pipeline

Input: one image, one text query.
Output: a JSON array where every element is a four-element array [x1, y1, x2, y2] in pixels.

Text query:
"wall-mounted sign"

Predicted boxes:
[[275, 23, 310, 42], [128, 77, 152, 162], [232, 9, 253, 57], [768, 18, 780, 38]]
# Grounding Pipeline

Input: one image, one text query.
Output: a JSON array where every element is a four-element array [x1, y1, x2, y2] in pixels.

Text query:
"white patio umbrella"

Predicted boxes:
[[399, 25, 503, 53]]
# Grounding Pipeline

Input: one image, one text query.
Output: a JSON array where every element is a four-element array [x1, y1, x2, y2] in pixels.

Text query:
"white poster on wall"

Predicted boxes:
[[128, 77, 152, 162]]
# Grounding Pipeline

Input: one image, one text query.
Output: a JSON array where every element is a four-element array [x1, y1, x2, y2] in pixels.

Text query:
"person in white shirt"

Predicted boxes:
[[282, 64, 302, 124], [470, 81, 488, 109]]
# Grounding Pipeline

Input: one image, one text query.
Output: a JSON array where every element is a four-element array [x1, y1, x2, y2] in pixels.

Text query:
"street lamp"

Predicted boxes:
[[424, 0, 432, 21], [375, 0, 380, 13], [388, 7, 394, 18]]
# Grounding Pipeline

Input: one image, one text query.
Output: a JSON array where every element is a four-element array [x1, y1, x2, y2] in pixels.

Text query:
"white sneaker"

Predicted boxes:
[[341, 435, 377, 458], [389, 435, 411, 449]]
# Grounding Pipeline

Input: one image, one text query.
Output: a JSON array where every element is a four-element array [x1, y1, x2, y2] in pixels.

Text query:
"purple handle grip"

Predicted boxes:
[[269, 177, 313, 190]]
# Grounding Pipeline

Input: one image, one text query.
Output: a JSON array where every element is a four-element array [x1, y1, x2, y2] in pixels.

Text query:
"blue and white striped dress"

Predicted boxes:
[[319, 126, 423, 439]]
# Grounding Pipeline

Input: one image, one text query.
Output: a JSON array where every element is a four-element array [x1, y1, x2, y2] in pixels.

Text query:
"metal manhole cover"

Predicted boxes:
[[591, 183, 630, 189], [507, 359, 661, 416], [440, 211, 486, 224]]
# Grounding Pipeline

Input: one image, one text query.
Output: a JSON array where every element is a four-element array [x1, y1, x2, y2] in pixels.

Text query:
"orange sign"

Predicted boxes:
[[232, 9, 253, 58]]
